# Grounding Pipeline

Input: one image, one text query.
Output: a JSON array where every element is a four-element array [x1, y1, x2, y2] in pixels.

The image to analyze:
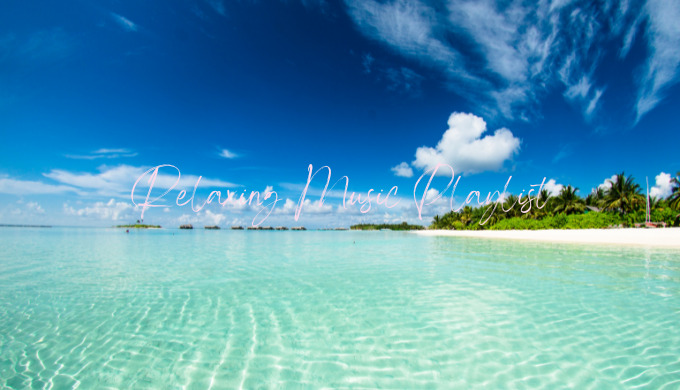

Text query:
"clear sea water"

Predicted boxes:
[[1, 227, 679, 389]]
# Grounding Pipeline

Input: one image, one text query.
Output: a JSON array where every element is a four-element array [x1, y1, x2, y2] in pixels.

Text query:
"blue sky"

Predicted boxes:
[[1, 0, 679, 228]]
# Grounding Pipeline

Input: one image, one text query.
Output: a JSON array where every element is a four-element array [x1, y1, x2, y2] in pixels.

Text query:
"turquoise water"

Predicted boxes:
[[1, 228, 679, 389]]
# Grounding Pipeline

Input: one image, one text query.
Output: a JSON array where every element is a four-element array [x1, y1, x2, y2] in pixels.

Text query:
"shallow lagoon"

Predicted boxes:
[[1, 228, 679, 388]]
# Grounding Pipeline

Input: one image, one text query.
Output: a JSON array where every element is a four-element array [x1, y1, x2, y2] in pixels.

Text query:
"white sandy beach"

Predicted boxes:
[[414, 228, 680, 248]]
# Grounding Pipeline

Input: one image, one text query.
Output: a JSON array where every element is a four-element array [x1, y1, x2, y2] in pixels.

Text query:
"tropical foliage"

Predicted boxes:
[[351, 222, 425, 231], [430, 172, 680, 230], [552, 185, 586, 215], [600, 172, 645, 214], [669, 172, 680, 210]]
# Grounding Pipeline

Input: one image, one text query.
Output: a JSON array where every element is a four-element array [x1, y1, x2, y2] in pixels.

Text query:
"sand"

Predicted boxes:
[[413, 228, 680, 248]]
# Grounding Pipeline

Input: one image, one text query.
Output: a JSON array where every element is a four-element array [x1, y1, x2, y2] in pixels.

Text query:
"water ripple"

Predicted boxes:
[[0, 228, 679, 388]]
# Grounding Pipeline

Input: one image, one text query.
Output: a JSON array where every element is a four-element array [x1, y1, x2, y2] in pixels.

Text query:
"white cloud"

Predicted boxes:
[[424, 188, 439, 202], [598, 174, 618, 190], [204, 209, 227, 225], [391, 162, 414, 178], [412, 112, 520, 175], [65, 148, 137, 160], [650, 172, 673, 198], [45, 165, 142, 194], [276, 198, 333, 215], [564, 75, 592, 100], [64, 198, 133, 221], [44, 165, 239, 197], [345, 0, 470, 82], [175, 210, 231, 227], [25, 201, 45, 214], [585, 88, 605, 118], [448, 0, 529, 84], [278, 182, 347, 200], [489, 86, 529, 121], [218, 148, 238, 159], [543, 179, 564, 196], [94, 148, 129, 154], [346, 0, 676, 124], [636, 0, 680, 122], [111, 13, 137, 32], [619, 13, 643, 58], [0, 175, 81, 195], [177, 213, 197, 225], [561, 72, 606, 122], [8, 200, 46, 217]]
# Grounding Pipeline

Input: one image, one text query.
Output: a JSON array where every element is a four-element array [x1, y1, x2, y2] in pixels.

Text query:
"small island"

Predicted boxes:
[[350, 222, 425, 231], [116, 224, 161, 229]]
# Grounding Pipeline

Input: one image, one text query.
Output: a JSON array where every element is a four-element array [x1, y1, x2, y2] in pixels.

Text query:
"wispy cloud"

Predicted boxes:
[[585, 88, 605, 119], [65, 148, 137, 160], [43, 165, 239, 198], [385, 66, 424, 96], [362, 53, 374, 74], [0, 28, 74, 63], [345, 0, 678, 125], [205, 0, 226, 16], [218, 148, 239, 159], [346, 0, 472, 83], [635, 0, 680, 122], [0, 175, 82, 195], [552, 144, 573, 164], [360, 53, 424, 96], [111, 13, 138, 32]]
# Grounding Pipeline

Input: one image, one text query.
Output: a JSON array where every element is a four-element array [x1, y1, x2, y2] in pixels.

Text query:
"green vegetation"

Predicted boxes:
[[351, 222, 425, 231], [430, 172, 680, 230], [600, 172, 645, 214], [116, 224, 161, 229], [669, 173, 680, 210]]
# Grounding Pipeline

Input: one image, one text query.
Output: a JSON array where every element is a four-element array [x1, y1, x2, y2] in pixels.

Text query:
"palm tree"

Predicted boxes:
[[586, 187, 605, 208], [441, 211, 460, 228], [649, 196, 666, 211], [479, 202, 506, 225], [502, 194, 521, 218], [552, 185, 585, 215], [668, 172, 680, 210], [601, 172, 644, 214], [532, 189, 553, 217], [460, 206, 474, 226]]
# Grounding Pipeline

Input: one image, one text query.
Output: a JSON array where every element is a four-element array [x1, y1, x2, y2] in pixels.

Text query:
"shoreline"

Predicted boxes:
[[413, 228, 680, 248]]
